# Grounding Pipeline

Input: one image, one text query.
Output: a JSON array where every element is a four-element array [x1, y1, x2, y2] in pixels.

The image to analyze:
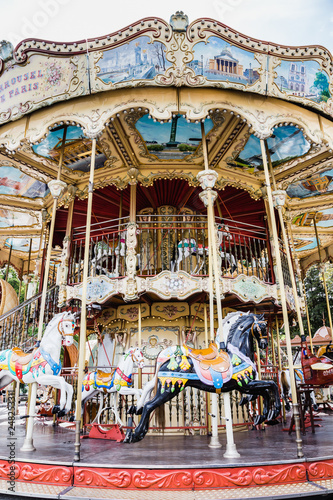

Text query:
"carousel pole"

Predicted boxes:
[[275, 316, 286, 422], [199, 122, 239, 456], [5, 244, 12, 281], [203, 303, 212, 433], [138, 303, 142, 389], [313, 217, 333, 340], [74, 137, 97, 462], [260, 139, 303, 458], [286, 220, 313, 352], [21, 126, 67, 453], [265, 141, 307, 344]]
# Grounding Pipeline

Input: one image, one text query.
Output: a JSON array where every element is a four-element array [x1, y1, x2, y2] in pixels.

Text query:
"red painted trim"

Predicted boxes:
[[0, 459, 72, 486], [1, 457, 333, 490]]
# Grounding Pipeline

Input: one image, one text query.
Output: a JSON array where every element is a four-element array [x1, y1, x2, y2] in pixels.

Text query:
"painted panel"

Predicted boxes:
[[0, 54, 88, 124], [96, 36, 171, 85], [5, 237, 42, 252], [293, 237, 318, 252], [274, 59, 331, 103], [135, 114, 213, 160], [287, 168, 333, 199], [192, 37, 260, 85], [293, 209, 333, 227], [0, 209, 38, 228], [230, 126, 310, 172], [0, 166, 47, 198]]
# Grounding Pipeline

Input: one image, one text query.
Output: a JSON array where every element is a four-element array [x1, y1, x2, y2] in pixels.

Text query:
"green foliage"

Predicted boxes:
[[147, 144, 164, 151], [0, 266, 25, 302], [314, 72, 329, 94], [178, 143, 196, 152], [303, 264, 333, 336]]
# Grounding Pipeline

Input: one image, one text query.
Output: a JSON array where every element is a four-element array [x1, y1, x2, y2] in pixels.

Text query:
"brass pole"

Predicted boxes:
[[204, 303, 209, 348], [5, 244, 12, 281], [200, 123, 239, 457], [74, 137, 97, 462], [314, 218, 333, 340], [21, 126, 67, 453], [275, 316, 286, 422], [265, 141, 307, 344], [138, 303, 142, 389], [286, 220, 313, 352], [261, 139, 303, 458], [204, 302, 211, 434]]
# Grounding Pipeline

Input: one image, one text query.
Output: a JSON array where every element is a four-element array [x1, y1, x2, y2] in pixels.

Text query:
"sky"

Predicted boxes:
[[1, 0, 333, 54]]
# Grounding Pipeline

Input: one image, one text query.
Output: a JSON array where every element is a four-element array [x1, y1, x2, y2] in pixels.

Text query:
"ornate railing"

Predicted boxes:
[[69, 215, 274, 283], [0, 284, 59, 351]]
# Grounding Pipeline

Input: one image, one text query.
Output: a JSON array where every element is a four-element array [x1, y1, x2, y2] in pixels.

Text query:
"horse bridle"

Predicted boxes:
[[58, 316, 76, 339], [251, 317, 267, 341], [130, 348, 142, 365]]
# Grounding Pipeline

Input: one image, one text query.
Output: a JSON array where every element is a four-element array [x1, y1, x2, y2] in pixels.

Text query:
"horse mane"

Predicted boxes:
[[42, 311, 73, 337], [226, 312, 252, 344]]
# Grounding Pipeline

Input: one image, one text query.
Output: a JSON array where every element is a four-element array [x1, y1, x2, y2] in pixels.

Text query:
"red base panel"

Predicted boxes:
[[1, 458, 333, 491]]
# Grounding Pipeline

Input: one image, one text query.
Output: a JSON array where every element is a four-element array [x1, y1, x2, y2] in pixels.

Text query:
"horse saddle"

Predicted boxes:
[[187, 343, 231, 389], [11, 347, 35, 366], [96, 369, 115, 385], [187, 343, 230, 373]]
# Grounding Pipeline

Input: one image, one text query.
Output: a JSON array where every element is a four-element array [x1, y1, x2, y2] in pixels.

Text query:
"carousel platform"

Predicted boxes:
[[1, 411, 333, 500]]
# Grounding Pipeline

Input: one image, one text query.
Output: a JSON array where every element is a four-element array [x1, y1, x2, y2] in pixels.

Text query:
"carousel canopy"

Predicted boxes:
[[0, 11, 333, 276]]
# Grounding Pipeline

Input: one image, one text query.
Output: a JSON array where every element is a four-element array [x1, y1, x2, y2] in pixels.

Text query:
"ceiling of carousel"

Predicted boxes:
[[1, 109, 333, 268]]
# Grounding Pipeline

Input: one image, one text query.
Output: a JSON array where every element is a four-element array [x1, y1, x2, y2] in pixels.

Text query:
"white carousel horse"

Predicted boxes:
[[91, 234, 126, 277], [0, 311, 75, 415], [80, 347, 144, 426]]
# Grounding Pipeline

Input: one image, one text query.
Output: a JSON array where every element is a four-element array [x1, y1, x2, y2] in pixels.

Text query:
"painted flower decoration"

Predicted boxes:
[[45, 62, 62, 90]]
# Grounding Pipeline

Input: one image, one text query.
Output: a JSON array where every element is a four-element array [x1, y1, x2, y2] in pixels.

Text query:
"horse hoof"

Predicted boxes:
[[123, 430, 133, 443], [69, 415, 75, 422], [57, 409, 66, 418], [239, 396, 250, 406], [52, 405, 60, 415], [127, 405, 137, 415], [313, 404, 319, 411], [253, 415, 265, 426]]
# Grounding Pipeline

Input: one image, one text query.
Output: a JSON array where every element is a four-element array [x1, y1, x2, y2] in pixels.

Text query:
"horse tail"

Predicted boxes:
[[280, 370, 288, 397]]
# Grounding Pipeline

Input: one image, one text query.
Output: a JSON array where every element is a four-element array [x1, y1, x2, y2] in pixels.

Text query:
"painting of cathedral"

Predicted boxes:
[[275, 59, 331, 103], [96, 36, 171, 84], [191, 37, 259, 85]]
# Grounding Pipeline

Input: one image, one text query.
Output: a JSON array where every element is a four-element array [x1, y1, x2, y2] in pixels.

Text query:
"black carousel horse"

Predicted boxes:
[[125, 311, 281, 443]]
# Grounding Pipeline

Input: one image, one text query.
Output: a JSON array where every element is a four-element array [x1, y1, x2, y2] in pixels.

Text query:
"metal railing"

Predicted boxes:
[[0, 284, 59, 351], [69, 215, 274, 283]]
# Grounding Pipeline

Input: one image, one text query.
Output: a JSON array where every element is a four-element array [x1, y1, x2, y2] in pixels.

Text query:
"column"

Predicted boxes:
[[58, 186, 77, 306], [314, 218, 333, 340], [21, 129, 67, 452], [260, 139, 304, 458], [74, 137, 97, 462], [197, 122, 239, 457]]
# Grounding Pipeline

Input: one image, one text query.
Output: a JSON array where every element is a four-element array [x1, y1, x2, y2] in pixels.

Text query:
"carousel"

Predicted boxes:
[[1, 11, 333, 499]]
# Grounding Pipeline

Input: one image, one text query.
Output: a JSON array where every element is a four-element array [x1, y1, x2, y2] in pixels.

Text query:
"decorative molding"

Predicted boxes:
[[223, 274, 278, 304], [144, 271, 206, 300]]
